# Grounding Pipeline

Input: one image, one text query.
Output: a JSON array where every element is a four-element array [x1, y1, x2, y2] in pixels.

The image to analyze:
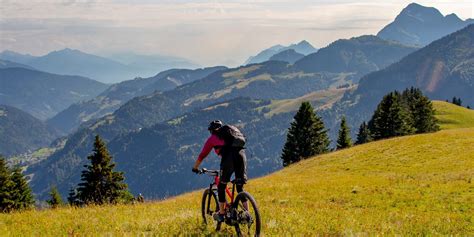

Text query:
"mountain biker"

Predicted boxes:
[[192, 120, 248, 222]]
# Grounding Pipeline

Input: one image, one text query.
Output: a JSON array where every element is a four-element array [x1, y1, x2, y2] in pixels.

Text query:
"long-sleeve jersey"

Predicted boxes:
[[197, 134, 225, 162]]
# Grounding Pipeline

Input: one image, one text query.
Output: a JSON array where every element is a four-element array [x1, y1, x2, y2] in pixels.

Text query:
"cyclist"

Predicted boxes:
[[192, 120, 248, 222]]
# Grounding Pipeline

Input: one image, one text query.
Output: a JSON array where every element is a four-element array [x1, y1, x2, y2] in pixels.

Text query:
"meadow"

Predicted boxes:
[[1, 101, 473, 236]]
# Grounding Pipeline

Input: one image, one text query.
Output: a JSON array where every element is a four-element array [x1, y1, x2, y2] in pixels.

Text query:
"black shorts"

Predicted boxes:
[[219, 147, 247, 184]]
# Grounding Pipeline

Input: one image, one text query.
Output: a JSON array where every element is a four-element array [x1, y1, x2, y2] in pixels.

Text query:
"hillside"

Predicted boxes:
[[293, 35, 418, 81], [377, 3, 474, 46], [0, 68, 108, 120], [0, 59, 35, 70], [2, 124, 473, 235], [432, 101, 474, 129], [330, 24, 474, 139], [47, 66, 226, 133], [269, 49, 304, 64], [0, 105, 60, 157], [29, 88, 351, 199]]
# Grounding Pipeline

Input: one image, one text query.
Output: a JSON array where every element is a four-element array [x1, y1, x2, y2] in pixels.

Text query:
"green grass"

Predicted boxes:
[[1, 100, 473, 236], [433, 100, 474, 129]]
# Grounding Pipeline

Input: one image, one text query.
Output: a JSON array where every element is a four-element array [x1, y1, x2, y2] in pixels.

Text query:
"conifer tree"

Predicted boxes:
[[0, 157, 15, 212], [67, 188, 79, 206], [9, 166, 34, 211], [402, 87, 439, 133], [281, 102, 330, 166], [336, 116, 352, 149], [47, 186, 63, 208], [76, 135, 129, 205], [355, 121, 372, 145], [452, 97, 462, 106], [368, 91, 415, 140]]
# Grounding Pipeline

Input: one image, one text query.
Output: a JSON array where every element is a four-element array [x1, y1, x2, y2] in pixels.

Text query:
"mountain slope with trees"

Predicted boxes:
[[0, 68, 108, 120], [377, 3, 474, 46], [48, 66, 226, 133], [0, 105, 60, 157], [294, 35, 418, 82], [334, 24, 474, 135]]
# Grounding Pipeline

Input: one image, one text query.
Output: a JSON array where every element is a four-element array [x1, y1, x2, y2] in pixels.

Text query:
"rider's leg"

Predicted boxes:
[[235, 148, 249, 210], [236, 183, 249, 210], [217, 181, 227, 215]]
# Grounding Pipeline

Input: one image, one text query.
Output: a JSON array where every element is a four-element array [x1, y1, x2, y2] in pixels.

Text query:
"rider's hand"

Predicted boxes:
[[192, 167, 200, 174]]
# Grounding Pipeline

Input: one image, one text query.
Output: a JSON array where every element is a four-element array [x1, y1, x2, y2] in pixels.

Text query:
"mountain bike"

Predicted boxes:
[[197, 168, 261, 237]]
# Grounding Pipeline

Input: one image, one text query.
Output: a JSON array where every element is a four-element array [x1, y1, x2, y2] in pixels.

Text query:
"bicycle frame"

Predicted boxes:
[[210, 174, 235, 205]]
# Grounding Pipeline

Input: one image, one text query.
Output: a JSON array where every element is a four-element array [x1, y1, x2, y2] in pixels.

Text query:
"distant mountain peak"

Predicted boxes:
[[245, 40, 317, 65], [377, 3, 471, 46], [296, 40, 311, 46]]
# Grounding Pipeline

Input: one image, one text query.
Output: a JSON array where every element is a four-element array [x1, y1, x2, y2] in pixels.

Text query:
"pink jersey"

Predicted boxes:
[[197, 134, 225, 161]]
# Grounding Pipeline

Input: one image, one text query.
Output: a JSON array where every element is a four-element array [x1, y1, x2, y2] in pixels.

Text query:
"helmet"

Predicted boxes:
[[208, 120, 223, 131]]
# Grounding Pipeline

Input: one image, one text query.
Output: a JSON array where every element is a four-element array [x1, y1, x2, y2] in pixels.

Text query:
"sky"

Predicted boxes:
[[0, 0, 473, 67]]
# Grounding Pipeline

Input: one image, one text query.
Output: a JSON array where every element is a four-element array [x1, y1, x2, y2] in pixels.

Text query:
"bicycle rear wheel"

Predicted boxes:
[[233, 191, 261, 237], [201, 188, 221, 229]]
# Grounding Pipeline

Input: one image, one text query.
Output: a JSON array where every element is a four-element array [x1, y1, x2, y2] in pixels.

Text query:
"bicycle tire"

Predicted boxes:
[[201, 188, 220, 229], [233, 191, 261, 237]]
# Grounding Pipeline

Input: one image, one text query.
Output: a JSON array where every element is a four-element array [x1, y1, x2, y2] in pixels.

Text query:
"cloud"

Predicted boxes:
[[0, 0, 472, 66]]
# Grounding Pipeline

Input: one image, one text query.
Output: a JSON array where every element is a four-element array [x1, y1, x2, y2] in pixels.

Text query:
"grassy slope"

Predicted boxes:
[[1, 101, 473, 235], [433, 101, 474, 129]]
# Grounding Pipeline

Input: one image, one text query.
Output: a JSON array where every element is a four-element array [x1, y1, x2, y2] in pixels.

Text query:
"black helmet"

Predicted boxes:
[[208, 120, 223, 131]]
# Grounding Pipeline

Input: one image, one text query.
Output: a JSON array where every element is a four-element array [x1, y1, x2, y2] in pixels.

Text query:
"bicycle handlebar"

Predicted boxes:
[[196, 168, 219, 176]]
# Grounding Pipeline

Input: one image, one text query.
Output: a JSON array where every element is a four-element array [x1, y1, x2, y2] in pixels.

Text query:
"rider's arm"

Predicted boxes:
[[197, 136, 214, 162], [193, 136, 213, 170]]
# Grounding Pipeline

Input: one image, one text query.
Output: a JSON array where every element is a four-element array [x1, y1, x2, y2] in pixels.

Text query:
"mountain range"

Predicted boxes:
[[0, 49, 198, 83], [269, 49, 305, 64], [377, 3, 474, 46], [27, 34, 416, 198], [8, 2, 473, 201], [0, 59, 35, 70], [0, 105, 60, 156], [48, 66, 227, 133], [0, 68, 108, 120], [294, 35, 418, 81], [244, 40, 318, 65], [330, 24, 474, 139]]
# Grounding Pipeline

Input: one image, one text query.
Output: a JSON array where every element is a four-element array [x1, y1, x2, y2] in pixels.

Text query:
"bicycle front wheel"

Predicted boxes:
[[201, 188, 219, 225], [233, 191, 261, 237]]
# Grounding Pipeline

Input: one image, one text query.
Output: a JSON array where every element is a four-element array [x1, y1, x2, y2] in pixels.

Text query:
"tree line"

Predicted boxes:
[[281, 87, 439, 166], [0, 135, 134, 213]]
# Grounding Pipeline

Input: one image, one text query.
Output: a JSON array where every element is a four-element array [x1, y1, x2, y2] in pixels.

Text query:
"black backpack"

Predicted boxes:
[[218, 125, 246, 148]]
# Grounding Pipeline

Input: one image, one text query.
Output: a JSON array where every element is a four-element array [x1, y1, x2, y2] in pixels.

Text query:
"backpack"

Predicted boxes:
[[218, 125, 246, 148]]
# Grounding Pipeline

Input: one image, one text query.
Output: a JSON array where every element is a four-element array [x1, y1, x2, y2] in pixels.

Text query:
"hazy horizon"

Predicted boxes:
[[1, 0, 473, 67]]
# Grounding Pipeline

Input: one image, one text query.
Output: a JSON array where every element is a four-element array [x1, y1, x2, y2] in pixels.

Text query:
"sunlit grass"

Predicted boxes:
[[1, 100, 473, 235], [433, 100, 474, 129], [1, 127, 473, 235]]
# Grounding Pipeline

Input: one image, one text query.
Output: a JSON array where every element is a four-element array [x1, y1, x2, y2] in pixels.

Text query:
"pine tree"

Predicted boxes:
[[0, 157, 15, 212], [76, 135, 129, 205], [402, 88, 439, 133], [67, 188, 79, 206], [452, 97, 462, 106], [281, 102, 330, 166], [47, 186, 63, 208], [368, 91, 415, 140], [336, 116, 352, 149], [355, 121, 372, 145], [9, 166, 34, 211]]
